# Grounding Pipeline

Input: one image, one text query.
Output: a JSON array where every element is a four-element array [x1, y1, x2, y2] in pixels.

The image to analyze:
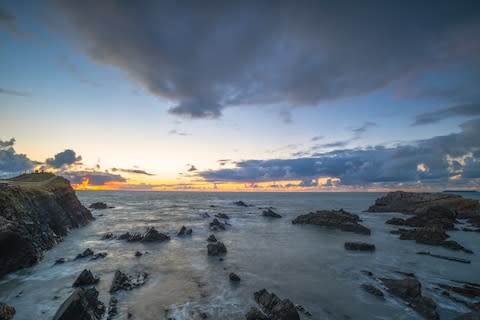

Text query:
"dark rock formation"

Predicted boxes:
[[91, 252, 107, 260], [135, 251, 143, 257], [207, 242, 227, 255], [73, 269, 99, 287], [0, 303, 16, 320], [253, 289, 300, 320], [233, 201, 248, 207], [417, 251, 471, 264], [361, 284, 384, 299], [215, 213, 230, 219], [210, 218, 226, 231], [53, 287, 105, 320], [439, 284, 480, 298], [89, 202, 113, 209], [402, 206, 458, 230], [368, 191, 480, 218], [381, 277, 439, 320], [177, 225, 192, 236], [111, 227, 170, 242], [0, 174, 94, 277], [344, 242, 375, 251], [101, 232, 114, 240], [140, 227, 170, 242], [75, 248, 94, 260], [386, 217, 406, 225], [245, 307, 269, 320], [393, 226, 473, 253], [207, 234, 217, 242], [55, 258, 68, 264], [455, 312, 480, 320], [292, 209, 371, 235], [107, 296, 118, 320], [262, 209, 282, 218], [229, 272, 241, 281], [110, 270, 148, 293]]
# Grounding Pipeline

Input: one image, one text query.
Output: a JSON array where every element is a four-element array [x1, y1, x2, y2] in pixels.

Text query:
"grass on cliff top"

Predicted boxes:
[[1, 173, 69, 191]]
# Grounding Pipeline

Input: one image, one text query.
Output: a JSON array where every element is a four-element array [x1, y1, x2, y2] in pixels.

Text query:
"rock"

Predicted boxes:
[[209, 218, 226, 231], [0, 174, 93, 277], [367, 191, 480, 219], [455, 312, 480, 320], [386, 217, 405, 225], [294, 304, 312, 317], [89, 202, 113, 210], [344, 242, 375, 251], [381, 277, 439, 320], [140, 227, 170, 242], [177, 225, 192, 236], [292, 209, 371, 235], [394, 226, 472, 253], [215, 213, 230, 219], [135, 251, 143, 257], [101, 232, 114, 240], [53, 287, 105, 320], [207, 234, 217, 242], [229, 272, 241, 281], [55, 258, 68, 264], [361, 284, 384, 299], [253, 288, 300, 320], [403, 206, 458, 230], [0, 303, 16, 320], [439, 284, 480, 298], [75, 248, 94, 260], [200, 212, 211, 218], [262, 209, 282, 218], [107, 296, 118, 320], [73, 269, 99, 287], [110, 270, 148, 293], [233, 201, 248, 207], [90, 252, 107, 260], [245, 307, 269, 320], [207, 242, 227, 255]]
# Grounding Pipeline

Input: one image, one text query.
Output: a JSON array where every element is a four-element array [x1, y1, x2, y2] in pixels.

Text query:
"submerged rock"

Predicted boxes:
[[386, 217, 406, 225], [381, 277, 439, 320], [253, 288, 300, 320], [344, 242, 375, 251], [455, 311, 480, 320], [91, 252, 107, 260], [0, 303, 16, 320], [75, 248, 94, 260], [439, 284, 480, 298], [55, 258, 68, 265], [53, 287, 105, 320], [207, 242, 227, 255], [245, 307, 269, 320], [141, 227, 170, 242], [110, 270, 148, 293], [107, 296, 118, 320], [101, 232, 114, 240], [215, 213, 230, 220], [210, 218, 226, 231], [229, 272, 241, 282], [233, 201, 249, 207], [177, 225, 192, 236], [262, 209, 282, 218], [361, 284, 384, 299], [89, 202, 112, 209], [73, 269, 99, 287], [135, 251, 143, 257], [292, 209, 371, 235], [207, 234, 217, 242]]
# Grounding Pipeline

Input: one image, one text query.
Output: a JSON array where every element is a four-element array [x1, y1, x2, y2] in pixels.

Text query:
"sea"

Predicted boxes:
[[1, 191, 479, 319]]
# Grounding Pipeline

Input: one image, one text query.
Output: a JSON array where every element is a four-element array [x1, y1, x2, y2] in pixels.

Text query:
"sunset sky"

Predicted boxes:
[[1, 1, 480, 191]]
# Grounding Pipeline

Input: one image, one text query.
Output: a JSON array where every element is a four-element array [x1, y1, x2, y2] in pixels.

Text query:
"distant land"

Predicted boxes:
[[443, 190, 479, 193]]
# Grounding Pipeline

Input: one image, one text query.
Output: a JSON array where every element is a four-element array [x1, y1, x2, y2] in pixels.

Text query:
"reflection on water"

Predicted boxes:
[[1, 191, 479, 319]]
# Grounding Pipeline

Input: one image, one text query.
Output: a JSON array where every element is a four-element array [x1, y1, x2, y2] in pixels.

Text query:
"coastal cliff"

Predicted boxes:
[[0, 173, 93, 277]]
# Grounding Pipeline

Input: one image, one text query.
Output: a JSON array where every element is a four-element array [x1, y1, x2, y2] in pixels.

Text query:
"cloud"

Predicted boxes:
[[198, 118, 480, 187], [351, 122, 377, 137], [0, 87, 31, 97], [62, 171, 126, 185], [111, 168, 154, 176], [49, 1, 480, 118], [313, 122, 377, 149], [412, 103, 480, 125], [45, 149, 82, 168], [58, 55, 102, 87], [187, 165, 197, 172], [311, 136, 324, 142], [0, 138, 34, 178], [168, 129, 191, 136]]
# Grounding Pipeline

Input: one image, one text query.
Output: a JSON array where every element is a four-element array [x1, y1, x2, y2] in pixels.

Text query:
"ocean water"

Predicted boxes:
[[1, 191, 479, 320]]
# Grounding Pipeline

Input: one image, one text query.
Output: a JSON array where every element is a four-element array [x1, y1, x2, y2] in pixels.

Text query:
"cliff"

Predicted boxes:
[[0, 173, 93, 277]]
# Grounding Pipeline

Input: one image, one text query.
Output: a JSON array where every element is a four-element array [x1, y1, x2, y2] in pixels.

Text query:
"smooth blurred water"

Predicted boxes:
[[1, 191, 479, 319]]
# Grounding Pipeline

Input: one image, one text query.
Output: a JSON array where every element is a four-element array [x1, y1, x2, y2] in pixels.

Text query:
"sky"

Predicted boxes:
[[1, 0, 480, 191]]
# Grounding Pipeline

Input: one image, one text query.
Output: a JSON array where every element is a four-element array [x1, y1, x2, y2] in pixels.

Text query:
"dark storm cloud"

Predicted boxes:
[[199, 118, 480, 186], [49, 1, 480, 118], [0, 87, 31, 97], [412, 103, 480, 126], [0, 138, 34, 178], [111, 168, 154, 176], [62, 171, 126, 186], [45, 149, 82, 168]]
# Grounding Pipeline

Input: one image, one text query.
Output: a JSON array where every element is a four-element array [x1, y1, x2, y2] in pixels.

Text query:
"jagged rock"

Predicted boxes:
[[0, 174, 93, 277], [344, 242, 375, 251], [0, 303, 16, 320], [361, 284, 384, 298], [262, 209, 282, 218], [110, 270, 148, 293], [199, 212, 211, 218], [245, 307, 269, 320], [140, 227, 170, 242], [101, 232, 114, 240], [135, 251, 143, 257], [91, 252, 107, 260], [207, 234, 217, 242], [292, 209, 371, 235], [107, 296, 118, 320], [53, 287, 105, 320], [403, 206, 457, 230], [233, 201, 248, 207], [381, 277, 439, 320], [215, 213, 230, 219], [253, 289, 300, 320], [294, 304, 312, 317], [229, 272, 241, 281], [55, 258, 68, 264], [75, 248, 94, 260], [89, 202, 112, 210], [210, 218, 226, 231], [386, 217, 405, 225], [177, 225, 192, 236], [367, 191, 480, 218], [73, 269, 99, 287], [439, 284, 480, 298], [207, 242, 227, 255]]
